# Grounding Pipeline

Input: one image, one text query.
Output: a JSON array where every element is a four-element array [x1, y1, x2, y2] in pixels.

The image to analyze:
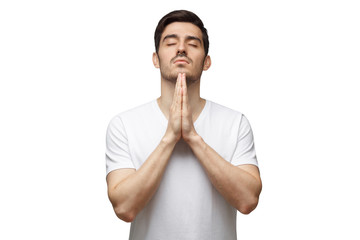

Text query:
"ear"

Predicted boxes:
[[203, 55, 211, 71], [152, 52, 160, 68]]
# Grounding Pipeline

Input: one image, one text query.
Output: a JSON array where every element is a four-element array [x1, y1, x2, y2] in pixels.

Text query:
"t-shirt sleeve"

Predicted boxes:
[[105, 115, 135, 175], [230, 114, 258, 167]]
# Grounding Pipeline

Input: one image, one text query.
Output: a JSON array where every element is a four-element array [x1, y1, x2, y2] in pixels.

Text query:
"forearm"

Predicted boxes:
[[186, 135, 262, 214], [109, 136, 176, 221]]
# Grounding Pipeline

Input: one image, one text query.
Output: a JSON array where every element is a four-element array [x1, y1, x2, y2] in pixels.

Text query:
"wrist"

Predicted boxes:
[[161, 133, 178, 146], [183, 131, 202, 145]]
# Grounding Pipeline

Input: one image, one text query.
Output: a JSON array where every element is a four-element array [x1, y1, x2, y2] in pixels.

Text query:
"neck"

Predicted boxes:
[[157, 77, 205, 121]]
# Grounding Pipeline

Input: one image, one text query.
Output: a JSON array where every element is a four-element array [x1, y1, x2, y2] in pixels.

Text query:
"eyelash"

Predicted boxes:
[[167, 43, 197, 47]]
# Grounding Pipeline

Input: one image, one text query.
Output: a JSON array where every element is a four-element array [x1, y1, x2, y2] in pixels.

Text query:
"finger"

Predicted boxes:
[[175, 73, 182, 112], [182, 73, 188, 110], [172, 73, 180, 100]]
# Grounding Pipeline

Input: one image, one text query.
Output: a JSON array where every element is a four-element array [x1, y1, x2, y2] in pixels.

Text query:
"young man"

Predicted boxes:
[[105, 10, 262, 240]]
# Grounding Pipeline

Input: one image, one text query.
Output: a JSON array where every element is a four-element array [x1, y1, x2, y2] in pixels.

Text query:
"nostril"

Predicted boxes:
[[177, 51, 186, 56]]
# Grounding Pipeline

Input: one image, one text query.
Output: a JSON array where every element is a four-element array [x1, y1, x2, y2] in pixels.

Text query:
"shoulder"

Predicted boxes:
[[206, 100, 254, 130], [107, 99, 156, 129], [111, 99, 155, 121], [207, 100, 244, 120]]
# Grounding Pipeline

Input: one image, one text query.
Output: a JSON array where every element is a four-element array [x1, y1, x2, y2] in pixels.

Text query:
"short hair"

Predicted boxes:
[[154, 10, 209, 56]]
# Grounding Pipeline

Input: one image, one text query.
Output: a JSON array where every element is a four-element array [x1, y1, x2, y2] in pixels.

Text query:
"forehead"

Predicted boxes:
[[161, 22, 203, 41]]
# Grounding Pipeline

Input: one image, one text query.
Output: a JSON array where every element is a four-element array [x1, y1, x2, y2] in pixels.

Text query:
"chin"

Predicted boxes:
[[160, 68, 201, 84], [174, 66, 187, 73]]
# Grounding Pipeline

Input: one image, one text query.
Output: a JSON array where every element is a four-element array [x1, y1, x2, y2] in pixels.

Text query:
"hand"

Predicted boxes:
[[180, 73, 198, 142], [163, 73, 182, 144]]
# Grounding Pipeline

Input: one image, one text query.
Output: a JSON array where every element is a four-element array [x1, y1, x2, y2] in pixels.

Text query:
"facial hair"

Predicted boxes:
[[159, 53, 205, 86]]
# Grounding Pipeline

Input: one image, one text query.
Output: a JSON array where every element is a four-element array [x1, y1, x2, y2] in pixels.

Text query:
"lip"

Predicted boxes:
[[174, 59, 189, 64]]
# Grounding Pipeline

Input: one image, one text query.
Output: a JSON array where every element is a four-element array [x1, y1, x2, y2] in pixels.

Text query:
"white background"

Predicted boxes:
[[1, 0, 359, 239]]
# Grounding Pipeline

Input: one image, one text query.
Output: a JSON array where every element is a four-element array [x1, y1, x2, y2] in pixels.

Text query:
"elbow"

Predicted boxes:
[[108, 191, 137, 222], [238, 204, 256, 215], [114, 205, 136, 223], [237, 196, 259, 215], [238, 180, 262, 215]]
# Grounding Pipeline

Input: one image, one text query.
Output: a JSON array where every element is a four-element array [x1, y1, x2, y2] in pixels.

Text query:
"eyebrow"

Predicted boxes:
[[162, 34, 202, 44]]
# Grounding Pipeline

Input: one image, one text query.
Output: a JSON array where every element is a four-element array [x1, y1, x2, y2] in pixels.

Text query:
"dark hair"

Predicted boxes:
[[154, 10, 209, 56]]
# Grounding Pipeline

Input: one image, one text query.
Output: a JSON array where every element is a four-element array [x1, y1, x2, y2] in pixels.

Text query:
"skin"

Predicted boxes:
[[106, 22, 262, 222]]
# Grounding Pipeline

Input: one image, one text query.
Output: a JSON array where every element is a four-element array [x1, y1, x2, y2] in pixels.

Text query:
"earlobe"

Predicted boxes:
[[153, 52, 160, 68], [203, 55, 211, 71]]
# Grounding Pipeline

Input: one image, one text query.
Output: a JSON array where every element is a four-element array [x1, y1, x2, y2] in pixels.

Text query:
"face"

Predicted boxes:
[[153, 22, 211, 85]]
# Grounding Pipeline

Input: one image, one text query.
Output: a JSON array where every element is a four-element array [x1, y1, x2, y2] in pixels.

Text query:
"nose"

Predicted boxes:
[[177, 49, 186, 55], [177, 41, 186, 55]]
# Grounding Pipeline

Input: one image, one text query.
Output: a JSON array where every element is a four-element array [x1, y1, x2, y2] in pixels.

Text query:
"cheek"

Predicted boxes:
[[158, 53, 173, 64], [194, 57, 206, 68], [192, 52, 206, 62]]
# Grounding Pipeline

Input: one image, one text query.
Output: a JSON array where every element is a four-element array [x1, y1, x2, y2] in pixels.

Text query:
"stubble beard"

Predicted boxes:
[[160, 69, 201, 86], [159, 58, 205, 86]]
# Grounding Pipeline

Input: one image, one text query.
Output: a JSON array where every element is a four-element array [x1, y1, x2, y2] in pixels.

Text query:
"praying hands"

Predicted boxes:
[[164, 72, 199, 144]]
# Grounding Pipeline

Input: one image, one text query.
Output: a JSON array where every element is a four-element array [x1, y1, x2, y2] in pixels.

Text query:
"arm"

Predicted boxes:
[[106, 137, 176, 222], [106, 73, 183, 222], [185, 135, 262, 214], [180, 74, 262, 214]]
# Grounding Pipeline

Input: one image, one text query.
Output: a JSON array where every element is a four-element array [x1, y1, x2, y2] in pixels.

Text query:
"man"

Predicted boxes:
[[105, 10, 262, 240]]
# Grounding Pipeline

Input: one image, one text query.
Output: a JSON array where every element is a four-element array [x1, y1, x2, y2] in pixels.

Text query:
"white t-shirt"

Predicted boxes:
[[105, 98, 258, 240]]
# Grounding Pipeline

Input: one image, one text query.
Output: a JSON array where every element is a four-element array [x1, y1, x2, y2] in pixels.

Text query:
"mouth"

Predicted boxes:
[[172, 55, 191, 65], [174, 59, 189, 64]]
